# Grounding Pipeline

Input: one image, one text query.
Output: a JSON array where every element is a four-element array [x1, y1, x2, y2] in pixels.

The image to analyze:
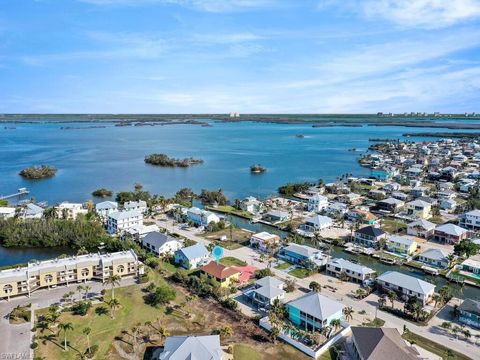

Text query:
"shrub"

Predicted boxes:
[[71, 301, 92, 316]]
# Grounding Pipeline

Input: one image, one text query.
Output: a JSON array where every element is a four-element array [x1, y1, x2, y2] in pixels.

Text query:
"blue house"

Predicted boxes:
[[458, 299, 480, 329], [174, 243, 211, 269], [278, 243, 328, 269], [286, 292, 344, 331]]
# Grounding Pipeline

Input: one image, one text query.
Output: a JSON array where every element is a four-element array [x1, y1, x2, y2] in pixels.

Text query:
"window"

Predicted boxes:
[[117, 265, 125, 273], [81, 268, 90, 277], [3, 284, 13, 294], [44, 274, 54, 283]]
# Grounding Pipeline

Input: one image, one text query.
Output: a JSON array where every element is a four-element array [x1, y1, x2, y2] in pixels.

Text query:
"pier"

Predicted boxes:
[[0, 187, 30, 200]]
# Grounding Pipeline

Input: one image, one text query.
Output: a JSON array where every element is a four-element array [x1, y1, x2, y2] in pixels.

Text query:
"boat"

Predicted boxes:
[[379, 257, 397, 265]]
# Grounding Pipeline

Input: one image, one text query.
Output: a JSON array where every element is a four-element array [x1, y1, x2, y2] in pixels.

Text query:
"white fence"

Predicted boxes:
[[259, 317, 351, 358]]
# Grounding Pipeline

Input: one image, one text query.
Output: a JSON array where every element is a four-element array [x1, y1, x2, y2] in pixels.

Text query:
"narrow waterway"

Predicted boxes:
[[228, 215, 480, 300]]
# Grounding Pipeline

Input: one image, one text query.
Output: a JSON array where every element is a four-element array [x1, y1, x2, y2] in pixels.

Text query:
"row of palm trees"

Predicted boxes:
[[440, 321, 480, 344]]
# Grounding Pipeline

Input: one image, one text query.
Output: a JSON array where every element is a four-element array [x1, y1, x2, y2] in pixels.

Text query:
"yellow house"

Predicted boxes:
[[386, 235, 418, 256], [0, 250, 141, 300], [200, 261, 241, 288], [406, 200, 431, 219]]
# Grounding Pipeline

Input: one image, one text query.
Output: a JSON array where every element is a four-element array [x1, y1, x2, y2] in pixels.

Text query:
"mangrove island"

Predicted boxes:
[[144, 153, 204, 167], [19, 165, 57, 179]]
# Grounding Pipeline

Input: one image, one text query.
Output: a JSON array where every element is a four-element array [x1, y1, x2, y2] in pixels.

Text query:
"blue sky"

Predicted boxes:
[[1, 0, 480, 113]]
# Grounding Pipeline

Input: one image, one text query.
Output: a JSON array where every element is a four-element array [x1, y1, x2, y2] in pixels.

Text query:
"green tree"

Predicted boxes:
[[309, 281, 322, 292], [107, 298, 120, 319], [58, 322, 74, 351], [103, 274, 121, 300]]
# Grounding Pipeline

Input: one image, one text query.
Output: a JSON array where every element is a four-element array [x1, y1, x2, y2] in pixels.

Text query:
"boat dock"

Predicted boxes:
[[0, 187, 30, 200]]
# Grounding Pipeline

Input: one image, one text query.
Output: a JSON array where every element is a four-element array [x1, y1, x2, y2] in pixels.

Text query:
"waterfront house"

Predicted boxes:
[[371, 168, 396, 181], [107, 210, 143, 234], [187, 207, 220, 227], [262, 210, 290, 223], [386, 235, 417, 256], [174, 243, 210, 269], [20, 203, 44, 219], [350, 327, 420, 360], [406, 199, 431, 219], [433, 224, 467, 244], [354, 226, 387, 249], [407, 219, 436, 239], [157, 335, 222, 360], [125, 223, 159, 240], [459, 209, 480, 232], [324, 202, 348, 217], [458, 299, 480, 329], [299, 214, 333, 233], [338, 192, 362, 205], [0, 207, 15, 219], [141, 232, 182, 257], [376, 197, 404, 214], [124, 200, 147, 214], [200, 261, 240, 288], [383, 182, 401, 193], [326, 258, 376, 284], [240, 196, 263, 214], [410, 186, 428, 198], [286, 292, 344, 331], [460, 254, 480, 276], [347, 209, 378, 225], [278, 243, 329, 269], [95, 201, 118, 218], [415, 248, 450, 269], [0, 250, 141, 300], [250, 232, 280, 252], [244, 276, 285, 307], [439, 198, 457, 212], [56, 202, 88, 219], [307, 193, 329, 213], [376, 271, 435, 305], [391, 191, 408, 201]]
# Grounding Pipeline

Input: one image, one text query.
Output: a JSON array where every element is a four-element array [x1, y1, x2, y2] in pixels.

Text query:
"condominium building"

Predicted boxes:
[[0, 250, 141, 300], [107, 210, 143, 234]]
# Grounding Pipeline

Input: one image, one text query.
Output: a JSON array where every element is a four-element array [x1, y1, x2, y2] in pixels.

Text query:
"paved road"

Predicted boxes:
[[0, 277, 136, 359], [159, 220, 480, 360]]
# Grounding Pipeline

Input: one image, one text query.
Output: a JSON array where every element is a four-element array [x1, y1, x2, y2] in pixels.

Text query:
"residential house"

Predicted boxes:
[[410, 186, 428, 198], [383, 183, 401, 193], [376, 271, 435, 305], [95, 201, 118, 218], [141, 232, 182, 257], [56, 202, 88, 219], [174, 243, 210, 269], [459, 209, 480, 231], [107, 210, 143, 234], [405, 167, 423, 179], [458, 299, 480, 329], [324, 202, 348, 217], [407, 219, 436, 239], [307, 194, 329, 212], [354, 226, 387, 249], [250, 232, 281, 252], [416, 248, 450, 269], [286, 292, 344, 331], [156, 335, 222, 360], [460, 254, 480, 276], [433, 224, 468, 244], [350, 327, 420, 360], [391, 191, 408, 201], [299, 215, 333, 233], [124, 200, 147, 214], [187, 207, 220, 227], [338, 193, 362, 205], [347, 209, 378, 225], [278, 243, 329, 269], [459, 178, 476, 193], [406, 199, 431, 219], [240, 196, 263, 214], [0, 250, 141, 300], [244, 276, 285, 308], [20, 203, 44, 219], [200, 261, 240, 288], [439, 198, 457, 212], [326, 258, 376, 284], [386, 235, 417, 256], [0, 207, 15, 219], [262, 210, 290, 223], [125, 224, 159, 240], [376, 198, 404, 214]]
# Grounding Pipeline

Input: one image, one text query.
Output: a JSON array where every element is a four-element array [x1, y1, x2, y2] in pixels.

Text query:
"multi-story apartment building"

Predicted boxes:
[[0, 250, 141, 300], [459, 210, 480, 232], [107, 210, 143, 234]]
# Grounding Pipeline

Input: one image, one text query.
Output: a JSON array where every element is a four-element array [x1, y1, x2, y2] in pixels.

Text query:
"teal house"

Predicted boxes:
[[286, 292, 344, 331], [458, 299, 480, 329]]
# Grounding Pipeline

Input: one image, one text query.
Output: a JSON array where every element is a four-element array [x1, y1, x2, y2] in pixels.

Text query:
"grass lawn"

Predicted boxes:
[[203, 227, 252, 250], [402, 331, 471, 360], [288, 267, 312, 279], [361, 317, 385, 327], [233, 343, 311, 360], [205, 205, 254, 219], [275, 261, 293, 270], [429, 216, 444, 225], [381, 219, 407, 233], [220, 256, 247, 266]]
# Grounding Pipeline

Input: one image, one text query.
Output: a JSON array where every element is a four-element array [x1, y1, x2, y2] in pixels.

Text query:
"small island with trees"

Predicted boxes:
[[19, 165, 57, 179], [145, 153, 204, 168], [92, 188, 113, 198], [250, 164, 266, 174]]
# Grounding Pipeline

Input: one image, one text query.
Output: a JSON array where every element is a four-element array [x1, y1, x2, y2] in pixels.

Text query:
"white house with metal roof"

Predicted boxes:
[[244, 276, 285, 307], [174, 243, 211, 269], [376, 271, 435, 305], [107, 210, 143, 234], [95, 201, 118, 218], [416, 248, 450, 269], [156, 335, 223, 360], [141, 232, 182, 257], [326, 258, 376, 284]]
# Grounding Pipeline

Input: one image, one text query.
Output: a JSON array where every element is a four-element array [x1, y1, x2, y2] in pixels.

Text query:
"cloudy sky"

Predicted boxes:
[[1, 0, 480, 113]]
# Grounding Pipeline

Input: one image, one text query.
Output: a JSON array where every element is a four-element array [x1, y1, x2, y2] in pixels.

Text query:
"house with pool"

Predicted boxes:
[[286, 292, 344, 331]]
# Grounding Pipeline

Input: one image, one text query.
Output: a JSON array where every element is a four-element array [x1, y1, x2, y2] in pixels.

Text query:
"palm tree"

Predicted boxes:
[[157, 326, 170, 344], [387, 290, 397, 308], [329, 319, 341, 337], [270, 326, 280, 344], [83, 327, 91, 355], [103, 274, 121, 300], [58, 322, 73, 351], [76, 285, 84, 301], [107, 298, 120, 319], [378, 295, 387, 309], [463, 329, 471, 342], [343, 306, 354, 321], [219, 326, 234, 339], [83, 285, 91, 300], [432, 294, 441, 308], [309, 281, 321, 293]]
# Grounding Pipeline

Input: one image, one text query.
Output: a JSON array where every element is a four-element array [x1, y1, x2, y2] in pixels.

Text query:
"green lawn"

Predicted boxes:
[[402, 331, 471, 360], [232, 343, 310, 360], [361, 317, 385, 327], [220, 256, 247, 266], [233, 344, 262, 360], [205, 205, 254, 219], [288, 267, 312, 279], [381, 219, 407, 233], [275, 261, 293, 270]]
